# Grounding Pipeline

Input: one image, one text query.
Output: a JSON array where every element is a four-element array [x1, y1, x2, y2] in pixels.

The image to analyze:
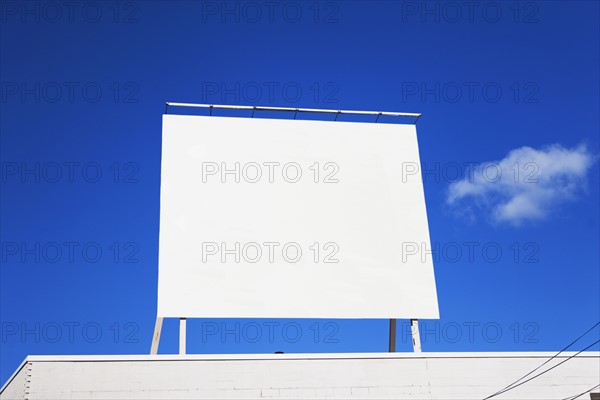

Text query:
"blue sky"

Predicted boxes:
[[1, 0, 599, 386]]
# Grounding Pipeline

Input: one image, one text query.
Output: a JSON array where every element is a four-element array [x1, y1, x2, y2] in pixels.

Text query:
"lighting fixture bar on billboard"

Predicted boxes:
[[165, 102, 422, 120]]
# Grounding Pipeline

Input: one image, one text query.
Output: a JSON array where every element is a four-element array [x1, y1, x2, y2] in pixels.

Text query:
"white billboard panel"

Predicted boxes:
[[158, 114, 439, 319]]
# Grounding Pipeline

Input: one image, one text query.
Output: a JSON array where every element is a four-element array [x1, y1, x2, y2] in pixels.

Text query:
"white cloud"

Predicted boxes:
[[446, 144, 595, 226]]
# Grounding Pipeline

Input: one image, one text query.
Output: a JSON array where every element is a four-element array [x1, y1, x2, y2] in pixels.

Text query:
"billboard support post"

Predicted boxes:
[[179, 318, 187, 355], [411, 319, 422, 352], [389, 319, 396, 352], [390, 319, 422, 352], [150, 317, 163, 355]]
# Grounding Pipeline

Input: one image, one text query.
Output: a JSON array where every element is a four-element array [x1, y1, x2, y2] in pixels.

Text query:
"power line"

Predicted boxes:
[[483, 321, 599, 399], [561, 384, 600, 400], [483, 321, 600, 400], [484, 339, 599, 399]]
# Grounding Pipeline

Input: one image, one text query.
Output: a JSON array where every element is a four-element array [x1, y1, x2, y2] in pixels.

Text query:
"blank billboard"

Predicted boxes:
[[158, 114, 439, 319]]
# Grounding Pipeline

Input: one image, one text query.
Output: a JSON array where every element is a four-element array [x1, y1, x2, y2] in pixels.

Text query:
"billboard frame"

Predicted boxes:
[[153, 102, 426, 355]]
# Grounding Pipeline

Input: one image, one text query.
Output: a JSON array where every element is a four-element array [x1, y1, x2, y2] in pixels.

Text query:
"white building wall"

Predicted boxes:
[[1, 352, 598, 400], [0, 360, 28, 400]]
